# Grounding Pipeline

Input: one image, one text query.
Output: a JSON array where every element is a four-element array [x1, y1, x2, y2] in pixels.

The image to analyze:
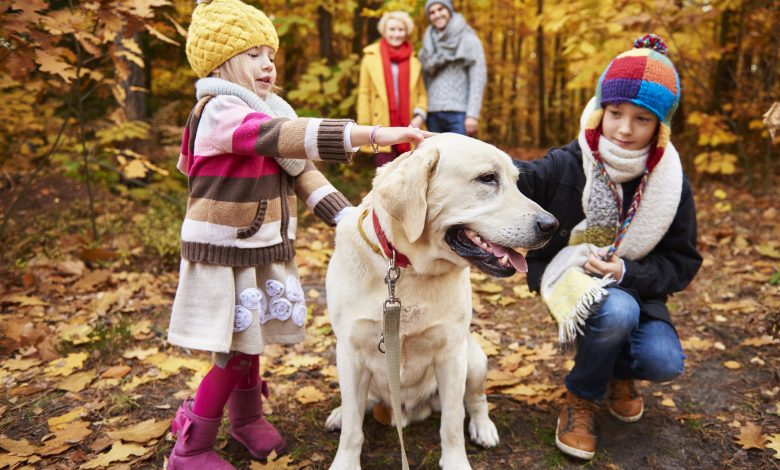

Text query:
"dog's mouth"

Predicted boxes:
[[444, 226, 528, 277]]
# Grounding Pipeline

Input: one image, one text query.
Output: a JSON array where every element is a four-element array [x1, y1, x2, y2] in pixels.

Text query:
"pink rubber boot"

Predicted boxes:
[[168, 399, 236, 470], [228, 380, 286, 459]]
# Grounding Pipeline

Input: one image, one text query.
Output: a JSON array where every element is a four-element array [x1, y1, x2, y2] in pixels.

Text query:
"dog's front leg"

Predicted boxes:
[[329, 341, 371, 470], [434, 334, 471, 470]]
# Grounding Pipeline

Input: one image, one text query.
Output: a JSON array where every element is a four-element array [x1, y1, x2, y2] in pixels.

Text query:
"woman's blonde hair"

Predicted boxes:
[[377, 11, 414, 38], [211, 48, 283, 96]]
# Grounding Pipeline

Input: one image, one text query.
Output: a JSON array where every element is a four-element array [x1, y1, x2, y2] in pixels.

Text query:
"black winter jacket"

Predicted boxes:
[[514, 139, 702, 325]]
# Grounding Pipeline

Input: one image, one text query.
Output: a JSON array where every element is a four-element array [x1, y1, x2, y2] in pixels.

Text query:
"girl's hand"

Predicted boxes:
[[374, 126, 433, 147], [584, 248, 624, 280]]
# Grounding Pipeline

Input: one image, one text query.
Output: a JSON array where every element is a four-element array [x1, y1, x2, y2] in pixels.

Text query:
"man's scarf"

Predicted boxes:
[[380, 39, 412, 154], [419, 13, 475, 75], [542, 98, 683, 342]]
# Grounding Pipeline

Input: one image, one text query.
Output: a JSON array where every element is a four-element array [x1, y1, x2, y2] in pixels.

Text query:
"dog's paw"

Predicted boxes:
[[439, 452, 471, 470], [468, 416, 499, 448], [325, 406, 342, 431]]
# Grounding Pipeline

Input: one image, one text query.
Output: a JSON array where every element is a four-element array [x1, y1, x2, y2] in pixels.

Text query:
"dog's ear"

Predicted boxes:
[[374, 144, 440, 243]]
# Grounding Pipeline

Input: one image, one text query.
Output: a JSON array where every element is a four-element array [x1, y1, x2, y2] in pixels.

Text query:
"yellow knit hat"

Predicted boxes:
[[186, 0, 279, 78]]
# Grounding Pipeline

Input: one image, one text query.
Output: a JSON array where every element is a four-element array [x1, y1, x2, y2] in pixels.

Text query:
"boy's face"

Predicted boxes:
[[428, 3, 451, 31], [601, 102, 659, 150], [246, 46, 277, 98]]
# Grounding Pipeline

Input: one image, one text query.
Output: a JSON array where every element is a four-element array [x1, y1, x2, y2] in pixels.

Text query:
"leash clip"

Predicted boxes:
[[378, 249, 402, 354]]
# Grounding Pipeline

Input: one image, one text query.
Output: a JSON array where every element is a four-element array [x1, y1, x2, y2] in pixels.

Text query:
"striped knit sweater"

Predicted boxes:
[[177, 94, 354, 267]]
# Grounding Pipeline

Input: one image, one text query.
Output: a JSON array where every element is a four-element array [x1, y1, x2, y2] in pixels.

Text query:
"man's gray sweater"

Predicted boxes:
[[422, 33, 487, 118]]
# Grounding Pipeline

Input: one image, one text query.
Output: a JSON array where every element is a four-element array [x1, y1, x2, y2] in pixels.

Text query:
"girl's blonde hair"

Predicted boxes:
[[377, 11, 414, 38], [211, 48, 283, 96]]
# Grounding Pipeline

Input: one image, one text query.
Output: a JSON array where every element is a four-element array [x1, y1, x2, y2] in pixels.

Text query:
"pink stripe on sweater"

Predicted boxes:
[[188, 153, 281, 178], [233, 112, 271, 156]]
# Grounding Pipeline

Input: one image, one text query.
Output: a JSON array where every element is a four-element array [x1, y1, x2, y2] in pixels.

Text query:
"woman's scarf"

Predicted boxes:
[[380, 38, 412, 154], [419, 13, 474, 75], [541, 97, 683, 342], [195, 77, 305, 176]]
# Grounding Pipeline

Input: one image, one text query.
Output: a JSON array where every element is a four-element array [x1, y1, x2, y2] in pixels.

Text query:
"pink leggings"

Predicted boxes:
[[192, 353, 260, 418]]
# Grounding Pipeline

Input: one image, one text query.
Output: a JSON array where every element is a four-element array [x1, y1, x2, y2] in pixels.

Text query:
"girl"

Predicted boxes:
[[167, 1, 428, 468], [357, 10, 427, 167], [514, 35, 702, 460]]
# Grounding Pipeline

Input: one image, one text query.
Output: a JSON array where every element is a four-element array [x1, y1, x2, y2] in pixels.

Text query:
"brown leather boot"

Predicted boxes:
[[556, 391, 598, 460], [606, 379, 644, 423]]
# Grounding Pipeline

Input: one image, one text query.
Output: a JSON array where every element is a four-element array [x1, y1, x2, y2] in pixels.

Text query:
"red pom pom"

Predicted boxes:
[[633, 34, 668, 55]]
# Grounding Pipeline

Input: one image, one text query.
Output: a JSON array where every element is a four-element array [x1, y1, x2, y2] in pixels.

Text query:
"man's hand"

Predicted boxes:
[[410, 115, 425, 129], [465, 116, 479, 136], [584, 248, 624, 281]]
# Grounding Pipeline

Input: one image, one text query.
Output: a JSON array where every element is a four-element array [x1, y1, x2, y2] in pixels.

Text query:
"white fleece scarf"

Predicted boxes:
[[195, 77, 305, 176]]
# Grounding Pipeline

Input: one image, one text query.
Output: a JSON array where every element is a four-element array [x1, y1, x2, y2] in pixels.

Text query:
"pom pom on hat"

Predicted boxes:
[[186, 0, 279, 78], [594, 34, 680, 126]]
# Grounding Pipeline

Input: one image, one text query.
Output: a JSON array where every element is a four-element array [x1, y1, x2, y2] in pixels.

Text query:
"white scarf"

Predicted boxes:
[[195, 77, 305, 176]]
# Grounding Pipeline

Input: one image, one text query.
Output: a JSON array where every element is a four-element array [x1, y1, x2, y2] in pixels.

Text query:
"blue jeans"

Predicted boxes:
[[565, 288, 685, 401], [426, 111, 466, 135]]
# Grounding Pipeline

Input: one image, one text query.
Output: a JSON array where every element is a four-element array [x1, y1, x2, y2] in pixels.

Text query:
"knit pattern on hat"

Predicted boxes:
[[596, 34, 680, 127], [186, 0, 279, 78]]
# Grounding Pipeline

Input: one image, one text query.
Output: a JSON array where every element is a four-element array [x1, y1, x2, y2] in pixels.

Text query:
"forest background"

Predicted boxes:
[[0, 0, 779, 469]]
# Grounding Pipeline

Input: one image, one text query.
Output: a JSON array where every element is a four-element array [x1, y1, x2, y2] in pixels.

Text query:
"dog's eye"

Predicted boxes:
[[477, 173, 498, 185]]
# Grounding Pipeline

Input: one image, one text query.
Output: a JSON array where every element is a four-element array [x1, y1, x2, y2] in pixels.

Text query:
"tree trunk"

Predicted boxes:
[[318, 6, 336, 65], [121, 31, 147, 122], [710, 8, 738, 112], [536, 0, 547, 147]]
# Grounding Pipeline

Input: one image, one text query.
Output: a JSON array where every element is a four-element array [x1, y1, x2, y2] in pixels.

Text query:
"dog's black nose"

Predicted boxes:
[[535, 213, 558, 236]]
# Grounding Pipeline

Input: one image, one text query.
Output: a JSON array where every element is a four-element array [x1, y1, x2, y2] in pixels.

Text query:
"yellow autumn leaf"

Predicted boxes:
[[472, 332, 499, 357], [767, 434, 780, 459], [45, 352, 89, 377], [512, 284, 535, 298], [295, 386, 326, 404], [59, 324, 94, 345], [475, 282, 503, 294], [2, 357, 42, 371], [286, 355, 324, 369], [0, 436, 38, 456], [106, 419, 170, 443], [757, 243, 780, 260], [39, 421, 92, 456], [48, 407, 87, 430], [122, 347, 159, 360], [120, 158, 148, 179], [57, 369, 96, 393], [661, 398, 676, 408], [80, 441, 149, 469], [713, 188, 727, 199], [250, 450, 294, 469], [723, 361, 742, 370]]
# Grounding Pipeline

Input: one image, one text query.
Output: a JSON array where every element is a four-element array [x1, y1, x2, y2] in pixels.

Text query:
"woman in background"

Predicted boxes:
[[357, 10, 427, 167]]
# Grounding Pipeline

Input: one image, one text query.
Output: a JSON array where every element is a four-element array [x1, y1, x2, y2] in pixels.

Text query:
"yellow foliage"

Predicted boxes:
[[694, 151, 737, 175]]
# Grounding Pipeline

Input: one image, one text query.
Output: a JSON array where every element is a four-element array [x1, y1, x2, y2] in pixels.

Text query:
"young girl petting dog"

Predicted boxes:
[[514, 35, 702, 460], [166, 1, 427, 468]]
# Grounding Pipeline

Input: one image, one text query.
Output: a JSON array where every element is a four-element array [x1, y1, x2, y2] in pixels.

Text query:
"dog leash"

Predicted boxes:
[[380, 249, 410, 470]]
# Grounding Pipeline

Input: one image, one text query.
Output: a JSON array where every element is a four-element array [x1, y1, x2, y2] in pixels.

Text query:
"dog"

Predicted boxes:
[[324, 133, 557, 469]]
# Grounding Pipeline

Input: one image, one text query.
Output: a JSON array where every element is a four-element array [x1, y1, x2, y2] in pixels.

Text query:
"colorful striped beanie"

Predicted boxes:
[[584, 34, 679, 173]]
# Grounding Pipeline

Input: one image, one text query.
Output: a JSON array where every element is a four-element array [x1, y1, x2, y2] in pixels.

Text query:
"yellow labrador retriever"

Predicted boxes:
[[325, 133, 557, 469]]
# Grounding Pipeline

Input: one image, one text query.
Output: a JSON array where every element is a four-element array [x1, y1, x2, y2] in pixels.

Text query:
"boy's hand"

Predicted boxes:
[[584, 248, 624, 281], [375, 126, 434, 147]]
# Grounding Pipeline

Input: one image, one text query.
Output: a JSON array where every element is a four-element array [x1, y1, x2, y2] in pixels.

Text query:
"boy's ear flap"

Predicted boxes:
[[373, 144, 440, 243]]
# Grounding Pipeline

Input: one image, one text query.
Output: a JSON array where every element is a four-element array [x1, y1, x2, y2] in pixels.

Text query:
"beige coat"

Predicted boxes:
[[357, 42, 427, 153]]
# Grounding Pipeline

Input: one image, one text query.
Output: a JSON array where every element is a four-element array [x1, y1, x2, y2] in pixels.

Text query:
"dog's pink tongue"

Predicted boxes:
[[489, 243, 528, 273]]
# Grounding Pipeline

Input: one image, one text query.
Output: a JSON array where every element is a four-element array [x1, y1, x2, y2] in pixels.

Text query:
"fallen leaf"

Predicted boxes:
[[475, 282, 503, 294], [48, 407, 87, 430], [80, 441, 149, 469], [106, 419, 170, 443], [2, 357, 42, 371], [661, 398, 676, 408], [735, 422, 768, 450], [122, 347, 159, 360], [250, 449, 294, 469], [0, 436, 38, 456], [472, 332, 499, 357], [59, 324, 95, 345], [295, 386, 325, 404], [39, 421, 92, 455], [681, 336, 714, 350], [57, 370, 96, 393], [512, 284, 535, 298], [767, 434, 780, 459], [723, 361, 742, 370], [741, 336, 777, 347], [100, 365, 132, 379], [1, 294, 47, 306], [45, 352, 89, 377]]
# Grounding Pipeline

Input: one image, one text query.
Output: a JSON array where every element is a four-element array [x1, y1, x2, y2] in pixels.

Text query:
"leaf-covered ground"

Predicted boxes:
[[1, 171, 779, 469]]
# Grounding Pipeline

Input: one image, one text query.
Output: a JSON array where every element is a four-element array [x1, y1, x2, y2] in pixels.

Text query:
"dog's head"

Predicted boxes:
[[372, 133, 557, 277]]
